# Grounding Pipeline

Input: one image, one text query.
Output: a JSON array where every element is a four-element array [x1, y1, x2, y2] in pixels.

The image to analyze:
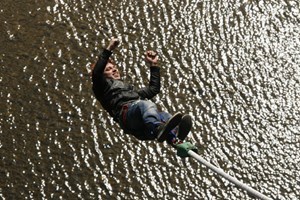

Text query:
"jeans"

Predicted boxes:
[[119, 100, 172, 140]]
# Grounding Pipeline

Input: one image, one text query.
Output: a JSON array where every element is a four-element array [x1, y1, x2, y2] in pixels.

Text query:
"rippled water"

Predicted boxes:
[[1, 0, 299, 199]]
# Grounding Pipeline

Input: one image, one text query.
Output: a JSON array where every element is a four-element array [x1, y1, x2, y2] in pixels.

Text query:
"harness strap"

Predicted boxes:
[[121, 104, 129, 126]]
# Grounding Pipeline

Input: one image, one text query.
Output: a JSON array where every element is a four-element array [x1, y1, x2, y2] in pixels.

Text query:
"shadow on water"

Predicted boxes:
[[0, 0, 299, 199]]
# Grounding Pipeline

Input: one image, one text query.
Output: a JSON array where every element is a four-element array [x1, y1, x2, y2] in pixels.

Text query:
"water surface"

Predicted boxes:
[[0, 0, 299, 199]]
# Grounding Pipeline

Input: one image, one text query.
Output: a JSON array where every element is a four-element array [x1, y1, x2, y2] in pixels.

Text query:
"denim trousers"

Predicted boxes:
[[119, 100, 171, 140]]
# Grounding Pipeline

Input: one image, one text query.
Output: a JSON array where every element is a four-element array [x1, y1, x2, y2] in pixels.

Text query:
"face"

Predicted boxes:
[[103, 62, 120, 80]]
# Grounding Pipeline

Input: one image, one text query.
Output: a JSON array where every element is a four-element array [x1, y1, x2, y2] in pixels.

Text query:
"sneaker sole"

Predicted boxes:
[[157, 112, 182, 142], [177, 114, 192, 140]]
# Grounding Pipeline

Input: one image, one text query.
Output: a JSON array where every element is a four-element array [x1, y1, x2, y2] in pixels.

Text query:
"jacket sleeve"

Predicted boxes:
[[92, 49, 112, 90], [137, 66, 161, 99]]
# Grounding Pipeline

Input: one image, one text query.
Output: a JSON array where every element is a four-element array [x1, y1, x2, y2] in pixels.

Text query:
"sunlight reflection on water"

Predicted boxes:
[[0, 0, 299, 199]]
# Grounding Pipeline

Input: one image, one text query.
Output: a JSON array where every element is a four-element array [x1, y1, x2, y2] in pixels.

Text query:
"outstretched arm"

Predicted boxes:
[[92, 38, 120, 83], [137, 51, 161, 99]]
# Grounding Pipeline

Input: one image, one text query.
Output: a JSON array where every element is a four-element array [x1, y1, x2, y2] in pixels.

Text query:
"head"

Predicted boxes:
[[103, 58, 121, 80], [90, 58, 121, 80]]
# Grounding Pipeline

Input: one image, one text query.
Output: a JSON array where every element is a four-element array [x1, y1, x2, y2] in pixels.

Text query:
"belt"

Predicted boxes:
[[119, 99, 140, 126]]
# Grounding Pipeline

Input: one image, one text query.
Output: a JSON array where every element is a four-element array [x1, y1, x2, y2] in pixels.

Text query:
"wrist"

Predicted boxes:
[[106, 46, 113, 51]]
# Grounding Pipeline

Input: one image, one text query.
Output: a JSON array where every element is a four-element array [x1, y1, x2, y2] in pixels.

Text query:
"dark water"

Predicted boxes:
[[1, 0, 299, 199]]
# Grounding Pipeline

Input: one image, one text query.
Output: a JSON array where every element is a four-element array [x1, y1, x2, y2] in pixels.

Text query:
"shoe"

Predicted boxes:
[[177, 114, 192, 140], [157, 112, 182, 142]]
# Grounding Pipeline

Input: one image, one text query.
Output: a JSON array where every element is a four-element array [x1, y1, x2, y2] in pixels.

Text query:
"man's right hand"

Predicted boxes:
[[107, 37, 120, 51]]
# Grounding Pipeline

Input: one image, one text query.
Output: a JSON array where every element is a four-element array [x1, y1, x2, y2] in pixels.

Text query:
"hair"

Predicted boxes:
[[89, 62, 96, 77], [107, 58, 115, 65]]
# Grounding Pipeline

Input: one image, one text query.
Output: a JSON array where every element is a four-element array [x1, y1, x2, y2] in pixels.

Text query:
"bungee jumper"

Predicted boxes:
[[90, 37, 272, 200], [91, 37, 193, 146]]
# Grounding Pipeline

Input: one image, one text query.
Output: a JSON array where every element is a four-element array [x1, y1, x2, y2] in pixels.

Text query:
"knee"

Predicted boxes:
[[159, 112, 171, 122], [139, 100, 157, 111]]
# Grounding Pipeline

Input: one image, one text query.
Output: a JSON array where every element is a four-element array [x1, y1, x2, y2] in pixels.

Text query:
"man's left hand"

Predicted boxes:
[[144, 50, 159, 67]]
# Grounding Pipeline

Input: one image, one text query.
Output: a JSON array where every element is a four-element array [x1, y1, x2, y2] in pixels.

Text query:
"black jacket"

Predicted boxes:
[[92, 49, 161, 121]]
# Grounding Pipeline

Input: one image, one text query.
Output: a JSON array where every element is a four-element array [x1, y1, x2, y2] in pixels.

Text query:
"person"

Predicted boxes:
[[91, 37, 192, 146]]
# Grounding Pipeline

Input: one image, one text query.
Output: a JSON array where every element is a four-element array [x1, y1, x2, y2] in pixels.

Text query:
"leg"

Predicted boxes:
[[121, 100, 182, 142], [158, 111, 171, 122], [158, 112, 177, 143], [122, 100, 161, 140]]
